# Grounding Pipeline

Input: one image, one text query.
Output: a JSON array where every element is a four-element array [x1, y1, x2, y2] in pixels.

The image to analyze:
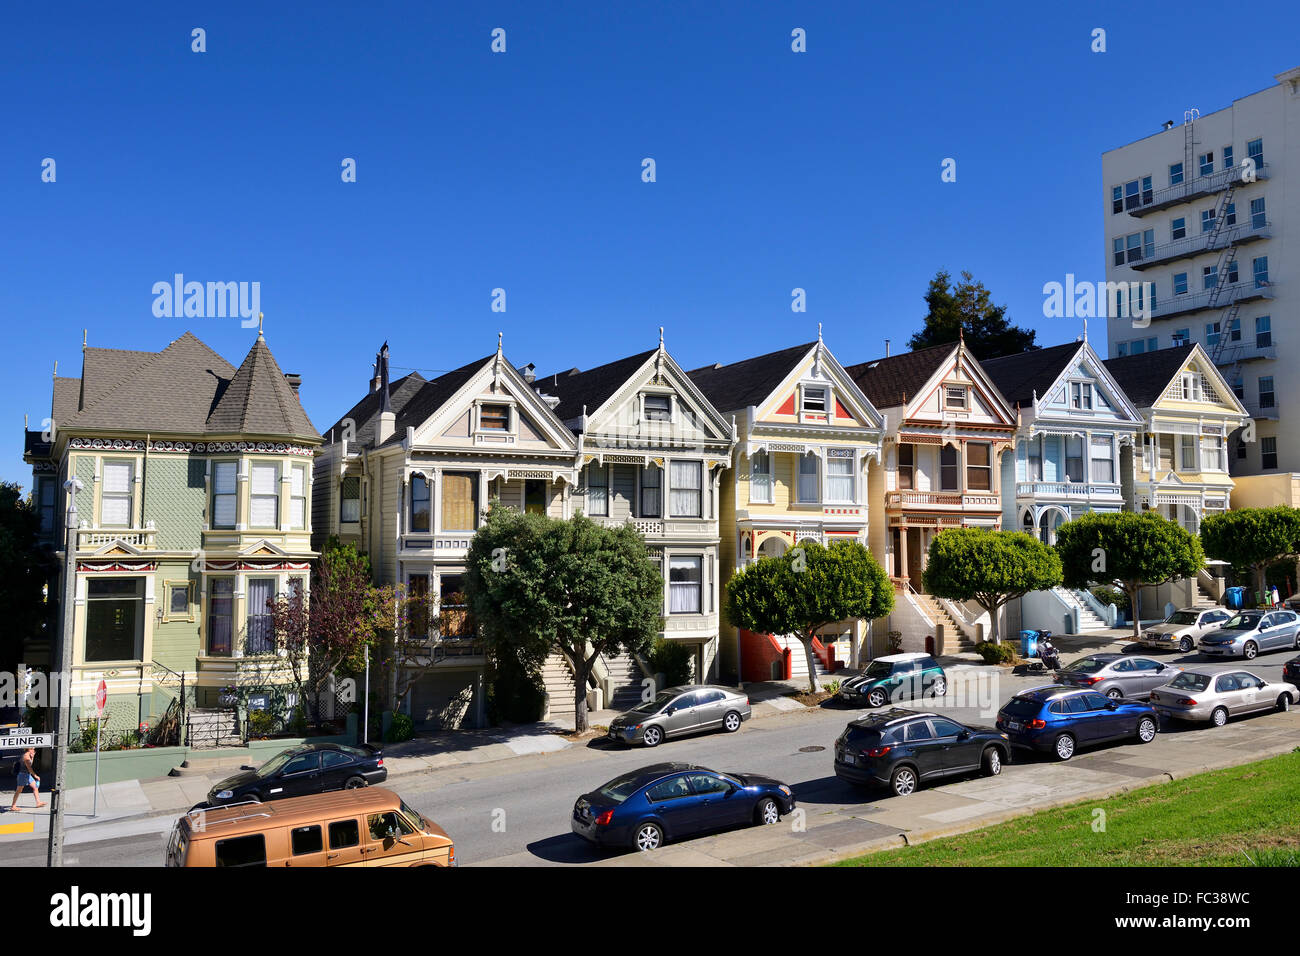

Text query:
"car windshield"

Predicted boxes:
[[254, 751, 297, 777], [595, 773, 649, 804], [1222, 613, 1262, 631], [1062, 657, 1107, 674], [864, 661, 893, 679], [1168, 673, 1211, 691], [1164, 611, 1200, 626], [628, 691, 677, 715], [400, 799, 427, 831]]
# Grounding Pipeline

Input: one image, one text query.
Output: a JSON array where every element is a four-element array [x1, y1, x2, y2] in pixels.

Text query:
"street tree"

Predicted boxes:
[[1200, 506, 1300, 602], [907, 269, 1038, 359], [464, 506, 663, 733], [921, 528, 1062, 644], [1054, 511, 1204, 639], [726, 540, 893, 693]]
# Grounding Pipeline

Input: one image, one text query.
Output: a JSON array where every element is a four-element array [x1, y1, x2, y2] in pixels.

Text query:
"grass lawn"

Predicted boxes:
[[833, 749, 1300, 867]]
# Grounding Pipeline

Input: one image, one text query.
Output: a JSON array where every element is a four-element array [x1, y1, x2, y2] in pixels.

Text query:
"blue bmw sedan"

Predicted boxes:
[[571, 763, 796, 852], [995, 686, 1160, 761]]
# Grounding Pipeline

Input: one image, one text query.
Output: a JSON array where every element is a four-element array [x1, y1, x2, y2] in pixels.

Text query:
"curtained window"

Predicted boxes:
[[101, 460, 134, 527], [670, 461, 702, 517], [212, 461, 237, 529], [796, 454, 818, 502], [749, 451, 773, 504], [246, 578, 275, 655], [585, 465, 609, 517], [250, 463, 280, 528], [207, 578, 235, 656], [826, 454, 854, 502], [966, 443, 991, 491], [441, 472, 478, 531], [669, 556, 702, 614]]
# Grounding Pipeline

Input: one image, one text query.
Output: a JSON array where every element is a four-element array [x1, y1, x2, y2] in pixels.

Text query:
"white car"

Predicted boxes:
[[1139, 606, 1232, 654]]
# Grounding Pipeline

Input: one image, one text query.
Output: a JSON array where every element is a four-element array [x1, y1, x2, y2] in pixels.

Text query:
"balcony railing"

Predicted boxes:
[[1149, 282, 1272, 321], [1126, 220, 1271, 271], [886, 491, 999, 509], [77, 525, 157, 550], [1210, 339, 1277, 366], [1126, 162, 1270, 218], [1242, 401, 1279, 421], [1015, 481, 1122, 499]]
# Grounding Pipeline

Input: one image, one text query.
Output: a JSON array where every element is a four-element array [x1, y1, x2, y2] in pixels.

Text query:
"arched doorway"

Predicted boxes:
[[758, 536, 788, 559], [1038, 508, 1067, 545]]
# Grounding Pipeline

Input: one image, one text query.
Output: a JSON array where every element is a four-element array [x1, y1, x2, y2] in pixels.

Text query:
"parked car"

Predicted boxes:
[[833, 708, 1009, 796], [1284, 654, 1300, 689], [1139, 606, 1232, 653], [1198, 609, 1300, 659], [199, 742, 386, 808], [838, 653, 947, 708], [996, 686, 1159, 761], [1054, 653, 1180, 699], [606, 685, 751, 747], [1149, 669, 1298, 726], [570, 763, 795, 851]]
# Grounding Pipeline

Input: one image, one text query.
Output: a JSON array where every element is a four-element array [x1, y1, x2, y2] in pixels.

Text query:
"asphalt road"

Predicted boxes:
[[4, 649, 1295, 867]]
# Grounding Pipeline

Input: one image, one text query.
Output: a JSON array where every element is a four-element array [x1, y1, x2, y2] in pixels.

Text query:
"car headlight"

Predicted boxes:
[[779, 785, 791, 795], [215, 790, 233, 800]]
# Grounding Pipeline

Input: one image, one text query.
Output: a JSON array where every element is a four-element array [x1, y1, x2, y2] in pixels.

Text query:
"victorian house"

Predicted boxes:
[[314, 339, 580, 728], [22, 329, 321, 740], [689, 332, 885, 680]]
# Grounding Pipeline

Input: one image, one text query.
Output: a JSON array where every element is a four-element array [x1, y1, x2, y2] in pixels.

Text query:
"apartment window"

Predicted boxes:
[[668, 556, 702, 614], [1225, 259, 1239, 284], [1171, 217, 1186, 241], [940, 445, 960, 492], [1253, 257, 1269, 288], [897, 444, 914, 490], [643, 394, 672, 422], [36, 476, 56, 537], [289, 464, 307, 530], [1172, 329, 1189, 348], [1179, 434, 1197, 471], [1224, 202, 1236, 226], [1206, 322, 1221, 348], [480, 404, 510, 430], [1111, 185, 1123, 214], [1112, 238, 1124, 267], [749, 452, 773, 504], [944, 385, 968, 410], [1070, 382, 1093, 410], [802, 386, 827, 414], [1116, 342, 1127, 357], [1169, 162, 1184, 186], [1262, 436, 1278, 470], [85, 578, 143, 662], [1255, 315, 1271, 349], [1232, 376, 1246, 401], [1259, 376, 1275, 410], [1200, 208, 1217, 233], [1204, 436, 1225, 472], [1225, 317, 1241, 342], [1027, 438, 1043, 481], [966, 443, 991, 491], [1250, 197, 1266, 229], [1202, 265, 1219, 292], [796, 454, 818, 503], [441, 472, 479, 530], [207, 578, 234, 656], [1065, 437, 1084, 483], [826, 452, 854, 503], [210, 461, 237, 529], [1223, 145, 1233, 169], [1122, 176, 1152, 211], [101, 460, 134, 528], [340, 476, 360, 524], [250, 462, 280, 528], [1090, 436, 1114, 483], [640, 465, 662, 517], [246, 578, 275, 655], [670, 460, 703, 517], [409, 474, 431, 532], [1172, 272, 1188, 296], [1118, 230, 1154, 265], [1247, 138, 1263, 171], [1198, 151, 1214, 177]]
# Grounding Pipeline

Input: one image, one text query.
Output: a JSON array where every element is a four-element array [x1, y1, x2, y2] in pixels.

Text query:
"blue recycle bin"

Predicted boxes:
[[1019, 630, 1040, 659], [1224, 586, 1246, 610]]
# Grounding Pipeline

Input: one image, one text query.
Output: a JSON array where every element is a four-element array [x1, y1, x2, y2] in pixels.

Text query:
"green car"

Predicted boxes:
[[839, 653, 947, 707]]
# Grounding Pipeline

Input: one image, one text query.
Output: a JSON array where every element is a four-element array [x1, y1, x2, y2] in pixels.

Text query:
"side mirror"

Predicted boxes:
[[665, 707, 676, 716], [1106, 701, 1118, 710], [957, 730, 970, 740]]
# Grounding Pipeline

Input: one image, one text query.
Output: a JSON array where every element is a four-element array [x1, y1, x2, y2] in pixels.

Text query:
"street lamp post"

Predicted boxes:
[[47, 476, 82, 868]]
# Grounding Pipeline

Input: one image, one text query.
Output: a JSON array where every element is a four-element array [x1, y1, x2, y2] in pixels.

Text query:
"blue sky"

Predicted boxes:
[[3, 0, 1298, 487]]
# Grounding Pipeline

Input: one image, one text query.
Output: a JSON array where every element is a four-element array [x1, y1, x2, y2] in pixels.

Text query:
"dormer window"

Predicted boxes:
[[1180, 373, 1201, 402], [944, 386, 968, 410], [802, 387, 828, 414], [644, 394, 672, 422], [1071, 382, 1093, 410], [480, 404, 510, 430]]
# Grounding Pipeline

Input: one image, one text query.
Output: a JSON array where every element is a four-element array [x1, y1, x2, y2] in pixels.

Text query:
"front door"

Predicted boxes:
[[660, 692, 701, 736], [682, 772, 747, 830], [363, 810, 421, 866], [929, 717, 981, 772]]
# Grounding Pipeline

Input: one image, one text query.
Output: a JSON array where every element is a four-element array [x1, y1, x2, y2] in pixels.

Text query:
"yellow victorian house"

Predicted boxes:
[[689, 332, 885, 682]]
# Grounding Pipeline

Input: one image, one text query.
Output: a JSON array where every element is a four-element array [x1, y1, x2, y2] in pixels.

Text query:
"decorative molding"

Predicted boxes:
[[67, 437, 316, 457]]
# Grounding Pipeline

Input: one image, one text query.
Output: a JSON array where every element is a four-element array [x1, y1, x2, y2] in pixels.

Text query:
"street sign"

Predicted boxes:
[[95, 680, 107, 717], [1, 733, 53, 749], [3, 727, 33, 736]]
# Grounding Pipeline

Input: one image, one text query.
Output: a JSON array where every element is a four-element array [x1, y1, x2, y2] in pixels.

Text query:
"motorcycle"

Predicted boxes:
[[1037, 632, 1061, 672]]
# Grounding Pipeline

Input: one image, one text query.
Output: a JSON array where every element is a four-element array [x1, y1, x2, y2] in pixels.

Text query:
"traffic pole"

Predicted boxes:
[[48, 479, 82, 868]]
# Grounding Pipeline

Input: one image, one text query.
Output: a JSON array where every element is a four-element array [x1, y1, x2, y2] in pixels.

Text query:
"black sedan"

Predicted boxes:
[[571, 763, 795, 852], [198, 742, 386, 808], [1285, 654, 1300, 689]]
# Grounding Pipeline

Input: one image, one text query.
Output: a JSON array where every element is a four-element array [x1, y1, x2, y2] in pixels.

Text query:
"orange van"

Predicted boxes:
[[165, 786, 455, 867]]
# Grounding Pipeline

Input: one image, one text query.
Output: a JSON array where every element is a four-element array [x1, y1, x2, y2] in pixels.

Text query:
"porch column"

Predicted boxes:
[[899, 526, 909, 585]]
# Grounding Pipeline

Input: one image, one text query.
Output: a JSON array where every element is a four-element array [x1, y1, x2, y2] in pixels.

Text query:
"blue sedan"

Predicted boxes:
[[995, 686, 1160, 761], [571, 762, 796, 852]]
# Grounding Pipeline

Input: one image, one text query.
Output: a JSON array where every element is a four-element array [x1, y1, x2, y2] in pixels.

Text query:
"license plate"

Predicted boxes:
[[1006, 721, 1022, 731], [843, 754, 857, 766]]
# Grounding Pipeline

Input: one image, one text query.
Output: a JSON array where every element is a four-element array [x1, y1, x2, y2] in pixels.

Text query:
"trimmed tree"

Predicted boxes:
[[464, 505, 663, 733], [907, 270, 1038, 359], [1054, 511, 1204, 639], [726, 540, 893, 693], [1200, 506, 1300, 604], [921, 528, 1062, 644]]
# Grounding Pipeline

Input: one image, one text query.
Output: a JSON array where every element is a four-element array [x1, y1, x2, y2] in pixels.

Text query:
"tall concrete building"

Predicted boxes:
[[1103, 66, 1300, 475]]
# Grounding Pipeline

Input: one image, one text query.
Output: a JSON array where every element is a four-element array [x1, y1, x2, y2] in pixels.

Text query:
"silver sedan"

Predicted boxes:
[[606, 685, 751, 747], [1198, 609, 1300, 660], [1149, 669, 1298, 727]]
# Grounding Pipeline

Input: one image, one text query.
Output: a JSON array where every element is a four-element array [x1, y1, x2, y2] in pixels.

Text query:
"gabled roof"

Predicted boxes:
[[1102, 344, 1199, 407], [79, 347, 158, 410], [687, 342, 817, 414], [844, 343, 954, 409], [980, 342, 1083, 409], [539, 349, 658, 423], [206, 334, 319, 441], [322, 371, 427, 447], [382, 355, 496, 446]]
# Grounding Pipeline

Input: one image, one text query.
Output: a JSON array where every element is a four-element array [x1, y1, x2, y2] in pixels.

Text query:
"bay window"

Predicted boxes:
[[207, 578, 234, 656], [85, 578, 143, 661], [246, 577, 276, 655], [1065, 437, 1084, 483], [749, 451, 773, 504], [796, 454, 818, 503], [897, 444, 914, 490], [212, 461, 237, 529], [290, 464, 307, 530], [249, 462, 280, 528], [1090, 436, 1115, 482], [669, 461, 703, 517], [966, 443, 991, 491], [669, 556, 702, 614], [585, 465, 608, 517], [826, 452, 854, 503], [640, 465, 662, 517], [940, 445, 959, 492], [101, 460, 134, 527], [409, 474, 431, 532], [441, 472, 479, 531]]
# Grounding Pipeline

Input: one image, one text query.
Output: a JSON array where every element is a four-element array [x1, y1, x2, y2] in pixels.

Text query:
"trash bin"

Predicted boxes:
[[1019, 629, 1039, 659], [1224, 586, 1246, 610]]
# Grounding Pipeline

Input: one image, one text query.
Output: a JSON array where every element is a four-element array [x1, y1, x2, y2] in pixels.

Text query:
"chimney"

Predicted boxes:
[[519, 363, 536, 384], [284, 373, 302, 394], [885, 338, 891, 357], [376, 342, 396, 444]]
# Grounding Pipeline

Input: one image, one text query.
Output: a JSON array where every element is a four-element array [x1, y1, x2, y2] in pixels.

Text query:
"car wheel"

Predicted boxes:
[[1294, 633, 1300, 650], [723, 711, 742, 733], [1179, 637, 1193, 653], [1107, 688, 1123, 700], [633, 821, 663, 852], [981, 747, 1002, 777], [1277, 694, 1291, 713], [1211, 706, 1229, 727], [344, 776, 366, 790], [1136, 716, 1157, 743], [889, 766, 918, 797], [867, 689, 887, 708], [755, 797, 781, 825], [1244, 641, 1258, 660], [642, 726, 663, 748], [1053, 734, 1076, 761], [931, 677, 947, 697]]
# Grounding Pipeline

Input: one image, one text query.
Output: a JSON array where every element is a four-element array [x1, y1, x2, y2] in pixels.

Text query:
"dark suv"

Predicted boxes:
[[833, 709, 1010, 797]]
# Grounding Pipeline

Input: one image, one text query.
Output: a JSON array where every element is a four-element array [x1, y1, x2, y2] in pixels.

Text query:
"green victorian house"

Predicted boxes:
[[22, 328, 321, 744]]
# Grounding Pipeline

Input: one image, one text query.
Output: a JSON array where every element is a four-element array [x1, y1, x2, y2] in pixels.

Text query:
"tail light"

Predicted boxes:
[[447, 846, 456, 866], [865, 746, 892, 758], [1077, 677, 1100, 686], [594, 809, 614, 826], [1179, 698, 1197, 706], [1027, 719, 1046, 730], [376, 758, 384, 767]]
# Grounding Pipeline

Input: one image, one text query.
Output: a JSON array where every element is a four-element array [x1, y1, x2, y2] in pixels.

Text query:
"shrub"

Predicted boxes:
[[1090, 585, 1129, 613], [385, 711, 414, 743], [823, 679, 841, 695], [248, 709, 277, 738], [290, 705, 308, 737], [886, 631, 904, 654], [975, 641, 1016, 665], [647, 637, 693, 687]]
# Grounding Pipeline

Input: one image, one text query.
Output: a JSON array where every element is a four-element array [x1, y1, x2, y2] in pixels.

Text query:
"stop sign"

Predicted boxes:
[[95, 679, 107, 717]]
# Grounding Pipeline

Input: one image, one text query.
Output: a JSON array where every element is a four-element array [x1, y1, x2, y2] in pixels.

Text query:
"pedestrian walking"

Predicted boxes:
[[9, 747, 45, 810]]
